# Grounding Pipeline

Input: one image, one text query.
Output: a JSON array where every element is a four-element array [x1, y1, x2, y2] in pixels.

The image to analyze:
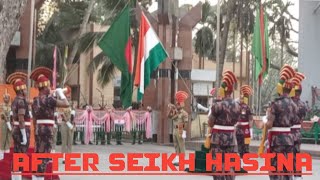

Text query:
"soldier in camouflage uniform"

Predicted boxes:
[[290, 72, 307, 180], [6, 72, 31, 180], [30, 67, 70, 180], [236, 85, 253, 173], [0, 91, 12, 160], [208, 71, 239, 180], [265, 65, 297, 180], [167, 91, 189, 166]]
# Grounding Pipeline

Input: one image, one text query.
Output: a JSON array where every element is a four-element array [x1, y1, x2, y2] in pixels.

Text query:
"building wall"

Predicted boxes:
[[69, 24, 117, 109], [191, 52, 249, 99], [15, 0, 32, 59], [299, 0, 320, 103]]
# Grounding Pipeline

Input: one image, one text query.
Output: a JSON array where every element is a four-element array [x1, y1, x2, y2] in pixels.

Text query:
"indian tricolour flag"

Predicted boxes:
[[134, 11, 168, 102]]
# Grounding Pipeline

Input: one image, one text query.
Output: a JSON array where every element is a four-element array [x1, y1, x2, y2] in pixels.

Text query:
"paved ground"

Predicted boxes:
[[52, 142, 320, 180]]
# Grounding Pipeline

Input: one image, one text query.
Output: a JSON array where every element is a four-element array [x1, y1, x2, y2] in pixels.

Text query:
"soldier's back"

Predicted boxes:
[[211, 97, 240, 146], [271, 96, 297, 146]]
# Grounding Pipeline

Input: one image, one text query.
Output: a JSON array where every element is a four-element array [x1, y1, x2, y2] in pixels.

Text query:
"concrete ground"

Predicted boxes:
[[52, 142, 320, 180]]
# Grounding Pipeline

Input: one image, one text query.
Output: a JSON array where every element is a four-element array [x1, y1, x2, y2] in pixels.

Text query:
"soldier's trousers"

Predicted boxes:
[[61, 122, 74, 153], [236, 133, 249, 158], [0, 121, 11, 151], [12, 126, 30, 171], [293, 129, 302, 178], [269, 145, 294, 180], [115, 125, 123, 144], [173, 129, 185, 153], [211, 145, 235, 180], [73, 131, 77, 145], [35, 125, 54, 175], [52, 126, 58, 151]]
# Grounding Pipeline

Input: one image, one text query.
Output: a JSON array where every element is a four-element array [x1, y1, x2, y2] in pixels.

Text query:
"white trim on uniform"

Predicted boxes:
[[213, 125, 235, 130], [37, 119, 55, 125]]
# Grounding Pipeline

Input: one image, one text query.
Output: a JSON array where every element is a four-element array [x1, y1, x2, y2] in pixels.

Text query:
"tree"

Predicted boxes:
[[193, 0, 298, 86], [0, 0, 28, 83]]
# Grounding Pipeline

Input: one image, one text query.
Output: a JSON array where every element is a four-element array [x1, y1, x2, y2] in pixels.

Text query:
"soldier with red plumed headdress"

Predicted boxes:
[[208, 70, 240, 180], [290, 72, 307, 180], [29, 67, 70, 180], [167, 91, 189, 166], [6, 72, 30, 180], [265, 64, 298, 180], [236, 85, 253, 173]]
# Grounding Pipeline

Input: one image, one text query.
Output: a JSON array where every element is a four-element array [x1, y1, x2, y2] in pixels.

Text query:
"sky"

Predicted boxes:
[[147, 0, 299, 42]]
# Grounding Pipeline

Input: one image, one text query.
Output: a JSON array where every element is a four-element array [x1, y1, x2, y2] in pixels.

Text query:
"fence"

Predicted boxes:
[[55, 108, 152, 145]]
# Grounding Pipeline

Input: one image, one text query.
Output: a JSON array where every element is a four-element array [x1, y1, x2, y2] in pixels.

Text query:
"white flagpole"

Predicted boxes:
[[27, 0, 35, 101]]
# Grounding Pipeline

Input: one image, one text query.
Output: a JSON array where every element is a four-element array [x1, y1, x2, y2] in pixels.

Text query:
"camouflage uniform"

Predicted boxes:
[[11, 96, 31, 154], [236, 103, 252, 157], [210, 97, 240, 180], [32, 94, 57, 174], [0, 102, 12, 152], [292, 97, 307, 178], [268, 95, 297, 180]]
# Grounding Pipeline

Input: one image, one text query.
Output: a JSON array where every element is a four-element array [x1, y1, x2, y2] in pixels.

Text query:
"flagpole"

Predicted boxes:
[[214, 0, 221, 96], [27, 0, 35, 101]]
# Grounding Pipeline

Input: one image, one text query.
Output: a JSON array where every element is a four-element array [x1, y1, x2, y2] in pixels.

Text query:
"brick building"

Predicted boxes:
[[6, 0, 44, 76]]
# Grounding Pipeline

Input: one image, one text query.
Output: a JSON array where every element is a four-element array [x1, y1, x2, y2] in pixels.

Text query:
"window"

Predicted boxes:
[[70, 85, 79, 101], [113, 87, 121, 108], [196, 96, 209, 113]]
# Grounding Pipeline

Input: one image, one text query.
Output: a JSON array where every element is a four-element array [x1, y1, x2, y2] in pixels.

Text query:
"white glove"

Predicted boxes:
[[66, 121, 74, 129], [54, 124, 57, 128], [20, 129, 27, 145], [9, 111, 13, 116], [6, 122, 12, 131], [262, 115, 268, 124], [71, 110, 76, 116], [56, 88, 66, 100], [250, 128, 253, 137], [29, 111, 33, 118], [182, 130, 186, 139], [54, 112, 58, 117]]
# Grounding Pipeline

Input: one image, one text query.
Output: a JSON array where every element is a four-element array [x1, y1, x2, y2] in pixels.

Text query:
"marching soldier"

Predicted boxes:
[[208, 70, 239, 180], [6, 72, 31, 180], [167, 91, 189, 166], [30, 67, 70, 180], [290, 72, 307, 180], [264, 65, 297, 180], [236, 85, 253, 173], [0, 90, 12, 160], [60, 106, 75, 164]]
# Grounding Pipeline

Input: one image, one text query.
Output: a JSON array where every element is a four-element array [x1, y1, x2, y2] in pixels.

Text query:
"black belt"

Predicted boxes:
[[175, 125, 184, 128]]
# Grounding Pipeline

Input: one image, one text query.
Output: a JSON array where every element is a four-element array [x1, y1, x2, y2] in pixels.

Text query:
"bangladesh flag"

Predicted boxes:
[[134, 11, 168, 102], [252, 5, 270, 86], [98, 6, 133, 108]]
